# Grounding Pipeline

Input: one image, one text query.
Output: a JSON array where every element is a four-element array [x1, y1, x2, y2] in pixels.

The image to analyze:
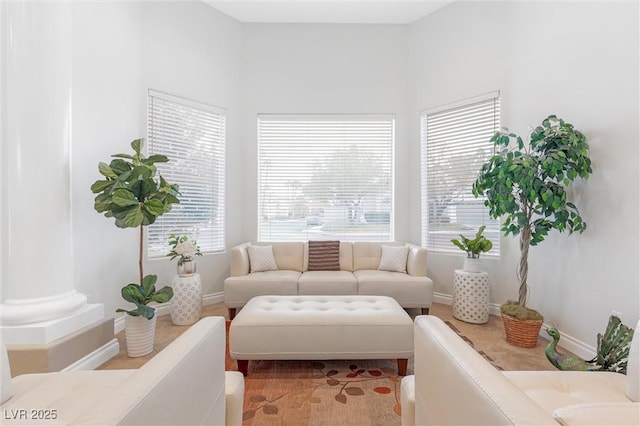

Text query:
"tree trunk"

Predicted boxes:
[[517, 224, 531, 306], [139, 225, 144, 285]]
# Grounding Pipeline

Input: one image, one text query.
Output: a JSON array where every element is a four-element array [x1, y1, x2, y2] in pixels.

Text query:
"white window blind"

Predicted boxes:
[[258, 115, 394, 242], [421, 92, 501, 255], [147, 90, 226, 257]]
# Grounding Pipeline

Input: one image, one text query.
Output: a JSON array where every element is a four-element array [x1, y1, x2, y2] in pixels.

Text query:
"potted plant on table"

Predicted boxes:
[[451, 225, 493, 272], [167, 234, 202, 277], [91, 139, 180, 357], [472, 115, 592, 348]]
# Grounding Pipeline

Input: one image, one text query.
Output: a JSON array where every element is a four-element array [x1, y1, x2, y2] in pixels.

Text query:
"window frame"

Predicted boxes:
[[146, 89, 226, 258], [257, 113, 395, 242], [420, 91, 501, 257]]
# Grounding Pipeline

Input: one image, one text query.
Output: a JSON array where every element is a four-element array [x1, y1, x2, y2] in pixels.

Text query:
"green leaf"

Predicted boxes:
[[137, 304, 155, 320], [141, 274, 158, 296], [143, 154, 169, 165], [143, 199, 165, 216], [112, 189, 139, 207], [91, 179, 114, 194], [122, 205, 144, 227], [109, 159, 132, 175], [150, 286, 174, 304], [131, 139, 143, 155], [111, 153, 134, 160], [121, 284, 144, 304], [98, 162, 118, 179]]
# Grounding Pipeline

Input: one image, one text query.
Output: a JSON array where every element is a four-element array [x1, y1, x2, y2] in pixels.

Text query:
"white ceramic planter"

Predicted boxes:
[[463, 257, 482, 273], [124, 314, 156, 357], [171, 274, 203, 326]]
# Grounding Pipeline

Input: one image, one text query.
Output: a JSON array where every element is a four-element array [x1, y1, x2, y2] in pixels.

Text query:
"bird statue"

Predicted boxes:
[[544, 327, 600, 371]]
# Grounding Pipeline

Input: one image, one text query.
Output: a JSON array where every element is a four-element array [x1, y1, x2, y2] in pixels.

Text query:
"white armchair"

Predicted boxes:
[[1, 316, 244, 425], [401, 315, 639, 425]]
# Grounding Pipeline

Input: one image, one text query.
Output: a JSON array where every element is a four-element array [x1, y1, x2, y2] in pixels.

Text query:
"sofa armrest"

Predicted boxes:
[[406, 244, 427, 277], [230, 243, 251, 276], [553, 402, 639, 425]]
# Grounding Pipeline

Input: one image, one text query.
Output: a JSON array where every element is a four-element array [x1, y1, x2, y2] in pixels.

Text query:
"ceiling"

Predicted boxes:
[[203, 0, 456, 24]]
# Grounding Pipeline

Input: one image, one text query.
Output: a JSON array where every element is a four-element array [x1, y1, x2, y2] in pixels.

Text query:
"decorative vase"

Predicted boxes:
[[124, 314, 157, 357], [463, 257, 482, 273], [501, 313, 543, 348], [177, 257, 197, 277]]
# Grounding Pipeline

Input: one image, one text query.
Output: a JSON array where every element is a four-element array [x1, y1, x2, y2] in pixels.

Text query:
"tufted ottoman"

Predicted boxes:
[[229, 295, 413, 376]]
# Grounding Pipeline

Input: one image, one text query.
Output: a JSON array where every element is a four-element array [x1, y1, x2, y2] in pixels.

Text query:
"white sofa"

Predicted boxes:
[[224, 241, 434, 319], [1, 317, 245, 426], [401, 315, 640, 425]]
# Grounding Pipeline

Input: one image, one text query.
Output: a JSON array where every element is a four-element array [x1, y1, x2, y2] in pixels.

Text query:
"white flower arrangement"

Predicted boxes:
[[167, 234, 202, 264]]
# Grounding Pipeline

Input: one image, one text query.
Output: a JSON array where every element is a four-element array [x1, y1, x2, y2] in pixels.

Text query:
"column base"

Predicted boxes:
[[1, 303, 104, 345], [6, 317, 115, 376]]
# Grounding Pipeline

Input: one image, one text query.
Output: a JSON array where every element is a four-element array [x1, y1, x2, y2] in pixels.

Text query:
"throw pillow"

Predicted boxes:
[[378, 245, 409, 273], [247, 244, 278, 273], [308, 240, 340, 271]]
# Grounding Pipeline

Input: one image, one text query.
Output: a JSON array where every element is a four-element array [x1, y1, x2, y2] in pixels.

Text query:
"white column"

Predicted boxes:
[[1, 1, 102, 343]]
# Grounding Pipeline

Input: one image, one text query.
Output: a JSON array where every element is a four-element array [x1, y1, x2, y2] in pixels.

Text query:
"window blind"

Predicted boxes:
[[421, 93, 501, 255], [257, 114, 394, 242], [147, 90, 226, 257]]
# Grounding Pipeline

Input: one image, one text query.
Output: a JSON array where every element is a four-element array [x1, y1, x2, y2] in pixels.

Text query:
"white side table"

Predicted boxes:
[[171, 273, 202, 325], [453, 269, 489, 324]]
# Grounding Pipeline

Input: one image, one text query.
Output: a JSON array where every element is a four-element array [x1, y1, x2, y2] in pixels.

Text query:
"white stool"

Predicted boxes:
[[170, 273, 202, 325], [453, 269, 489, 324], [229, 295, 413, 376]]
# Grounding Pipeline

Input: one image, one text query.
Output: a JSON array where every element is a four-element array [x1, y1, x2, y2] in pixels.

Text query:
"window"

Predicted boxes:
[[258, 114, 394, 242], [421, 92, 500, 255], [147, 90, 226, 257]]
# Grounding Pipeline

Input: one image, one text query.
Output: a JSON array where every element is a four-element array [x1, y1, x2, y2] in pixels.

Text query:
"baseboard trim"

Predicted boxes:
[[435, 292, 594, 358], [113, 292, 225, 335], [61, 338, 120, 372]]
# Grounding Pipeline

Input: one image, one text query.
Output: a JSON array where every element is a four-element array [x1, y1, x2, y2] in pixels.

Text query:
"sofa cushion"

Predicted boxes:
[[224, 271, 301, 307], [354, 270, 433, 308], [378, 245, 409, 273], [552, 402, 640, 425], [307, 240, 340, 271], [298, 271, 358, 295], [253, 242, 305, 272], [503, 370, 629, 415], [353, 242, 403, 271], [247, 244, 278, 272]]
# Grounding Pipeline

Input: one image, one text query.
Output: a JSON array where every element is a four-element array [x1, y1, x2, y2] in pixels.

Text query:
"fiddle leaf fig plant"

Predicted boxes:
[[472, 115, 592, 317], [451, 225, 493, 259], [92, 138, 179, 319], [116, 275, 173, 319]]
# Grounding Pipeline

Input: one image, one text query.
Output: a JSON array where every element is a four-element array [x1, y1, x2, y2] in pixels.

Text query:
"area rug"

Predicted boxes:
[[225, 321, 502, 425]]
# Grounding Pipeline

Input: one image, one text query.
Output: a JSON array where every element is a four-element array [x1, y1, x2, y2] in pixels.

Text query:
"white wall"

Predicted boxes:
[[409, 1, 639, 346], [239, 24, 412, 242], [71, 1, 242, 318]]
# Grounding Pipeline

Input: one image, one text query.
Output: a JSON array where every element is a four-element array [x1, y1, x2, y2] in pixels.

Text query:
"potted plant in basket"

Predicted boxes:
[[167, 234, 202, 277], [91, 138, 180, 357], [472, 115, 592, 348], [451, 225, 493, 272]]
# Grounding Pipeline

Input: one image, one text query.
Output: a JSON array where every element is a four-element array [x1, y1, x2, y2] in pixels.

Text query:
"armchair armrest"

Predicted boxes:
[[553, 402, 639, 425]]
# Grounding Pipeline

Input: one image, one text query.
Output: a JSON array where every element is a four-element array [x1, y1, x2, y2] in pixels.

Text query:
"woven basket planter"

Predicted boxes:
[[501, 313, 543, 348]]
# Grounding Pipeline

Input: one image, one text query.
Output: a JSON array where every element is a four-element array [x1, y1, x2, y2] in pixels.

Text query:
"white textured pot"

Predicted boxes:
[[124, 314, 156, 357], [463, 257, 482, 273]]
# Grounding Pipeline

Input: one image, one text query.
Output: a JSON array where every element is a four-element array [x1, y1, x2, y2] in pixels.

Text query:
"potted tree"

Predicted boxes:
[[451, 225, 493, 272], [472, 115, 592, 348], [91, 139, 180, 357]]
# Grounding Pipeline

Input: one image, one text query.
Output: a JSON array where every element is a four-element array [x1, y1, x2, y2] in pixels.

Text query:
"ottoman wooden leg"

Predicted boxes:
[[228, 308, 237, 320], [237, 360, 249, 376], [421, 307, 430, 315], [397, 359, 408, 376]]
